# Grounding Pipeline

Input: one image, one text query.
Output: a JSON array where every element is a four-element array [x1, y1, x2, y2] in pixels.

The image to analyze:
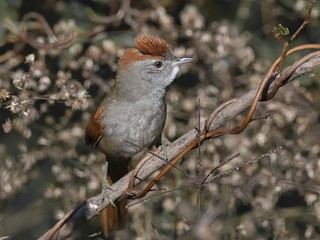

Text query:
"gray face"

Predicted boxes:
[[115, 55, 192, 100], [132, 58, 180, 89], [127, 56, 192, 94]]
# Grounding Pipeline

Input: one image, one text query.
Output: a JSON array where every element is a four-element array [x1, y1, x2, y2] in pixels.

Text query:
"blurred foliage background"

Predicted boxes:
[[0, 0, 320, 239]]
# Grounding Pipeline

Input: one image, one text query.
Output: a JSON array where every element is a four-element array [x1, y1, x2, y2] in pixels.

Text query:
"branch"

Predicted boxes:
[[39, 50, 320, 240]]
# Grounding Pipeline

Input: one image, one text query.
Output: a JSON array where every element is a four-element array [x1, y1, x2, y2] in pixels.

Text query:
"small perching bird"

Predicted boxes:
[[85, 35, 193, 237]]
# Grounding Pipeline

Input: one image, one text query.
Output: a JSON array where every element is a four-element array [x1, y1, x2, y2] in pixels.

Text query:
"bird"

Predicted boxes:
[[85, 34, 192, 237]]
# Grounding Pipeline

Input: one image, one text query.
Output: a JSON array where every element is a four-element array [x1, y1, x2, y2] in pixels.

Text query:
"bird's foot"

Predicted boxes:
[[159, 137, 172, 161], [101, 162, 116, 207]]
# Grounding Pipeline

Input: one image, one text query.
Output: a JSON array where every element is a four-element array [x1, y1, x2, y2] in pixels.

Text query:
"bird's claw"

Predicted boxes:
[[101, 178, 116, 208], [101, 161, 116, 208]]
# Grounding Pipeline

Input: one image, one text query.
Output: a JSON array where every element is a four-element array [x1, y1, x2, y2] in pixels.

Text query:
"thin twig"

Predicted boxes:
[[205, 147, 283, 184], [276, 0, 314, 72], [196, 96, 203, 177], [201, 153, 240, 185]]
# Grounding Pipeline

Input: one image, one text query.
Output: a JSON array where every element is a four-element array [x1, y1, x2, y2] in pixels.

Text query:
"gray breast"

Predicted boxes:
[[99, 98, 166, 159]]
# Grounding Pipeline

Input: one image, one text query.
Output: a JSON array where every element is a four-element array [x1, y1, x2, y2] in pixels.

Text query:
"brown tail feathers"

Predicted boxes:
[[100, 159, 129, 237]]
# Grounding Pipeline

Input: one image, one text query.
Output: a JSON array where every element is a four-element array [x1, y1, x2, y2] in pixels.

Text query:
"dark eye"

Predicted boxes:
[[154, 61, 163, 68]]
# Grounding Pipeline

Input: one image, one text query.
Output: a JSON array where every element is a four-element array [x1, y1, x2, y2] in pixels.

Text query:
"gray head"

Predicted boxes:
[[116, 35, 192, 97]]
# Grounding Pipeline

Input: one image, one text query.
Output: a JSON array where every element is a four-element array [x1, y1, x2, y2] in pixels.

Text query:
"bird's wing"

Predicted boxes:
[[85, 107, 104, 147]]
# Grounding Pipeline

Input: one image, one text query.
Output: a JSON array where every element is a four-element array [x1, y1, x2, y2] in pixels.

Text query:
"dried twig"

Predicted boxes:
[[273, 0, 314, 72], [1, 0, 132, 59]]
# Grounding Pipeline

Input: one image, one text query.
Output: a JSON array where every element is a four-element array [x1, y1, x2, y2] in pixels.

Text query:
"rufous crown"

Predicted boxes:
[[119, 35, 171, 68]]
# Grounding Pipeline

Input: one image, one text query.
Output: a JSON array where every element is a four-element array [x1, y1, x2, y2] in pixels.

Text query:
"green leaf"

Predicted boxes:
[[272, 24, 290, 37]]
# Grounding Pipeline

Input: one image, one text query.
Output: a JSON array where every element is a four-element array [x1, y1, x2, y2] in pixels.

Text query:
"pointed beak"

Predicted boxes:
[[172, 57, 193, 67]]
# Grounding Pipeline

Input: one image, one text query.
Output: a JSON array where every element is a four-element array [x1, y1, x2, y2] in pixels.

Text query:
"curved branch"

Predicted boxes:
[[39, 51, 320, 240]]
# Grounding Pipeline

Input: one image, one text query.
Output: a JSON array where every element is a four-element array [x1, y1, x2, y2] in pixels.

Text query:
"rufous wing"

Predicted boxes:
[[85, 107, 104, 147]]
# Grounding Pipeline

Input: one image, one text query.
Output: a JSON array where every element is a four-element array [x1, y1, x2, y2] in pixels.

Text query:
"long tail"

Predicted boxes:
[[100, 159, 129, 237]]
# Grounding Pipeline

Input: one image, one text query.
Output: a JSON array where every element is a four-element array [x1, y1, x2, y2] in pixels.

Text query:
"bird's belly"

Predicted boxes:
[[99, 103, 165, 159]]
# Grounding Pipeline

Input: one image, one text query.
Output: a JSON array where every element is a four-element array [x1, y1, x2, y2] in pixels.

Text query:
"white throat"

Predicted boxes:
[[166, 66, 180, 86]]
